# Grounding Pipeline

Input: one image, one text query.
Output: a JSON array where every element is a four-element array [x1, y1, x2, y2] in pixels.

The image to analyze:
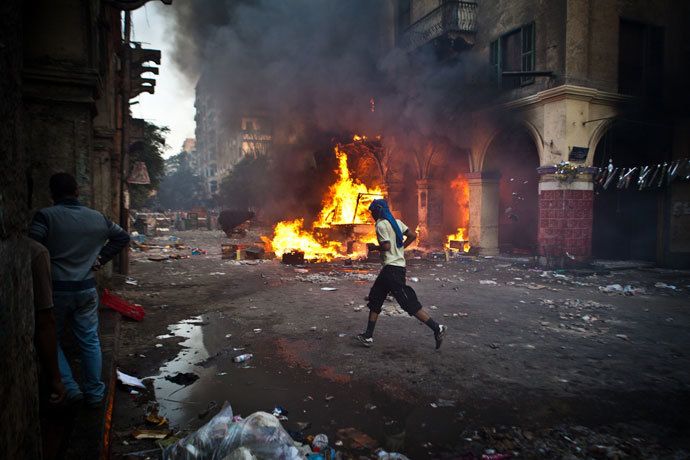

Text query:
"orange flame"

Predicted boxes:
[[445, 175, 471, 253], [316, 146, 383, 226], [262, 219, 340, 261], [445, 227, 470, 252], [264, 145, 383, 261]]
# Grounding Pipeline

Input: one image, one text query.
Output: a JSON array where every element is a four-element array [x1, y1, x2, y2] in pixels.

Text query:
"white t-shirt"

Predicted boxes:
[[375, 219, 408, 267]]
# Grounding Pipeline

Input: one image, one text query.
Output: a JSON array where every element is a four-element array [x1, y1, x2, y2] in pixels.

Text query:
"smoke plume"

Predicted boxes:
[[164, 0, 494, 218]]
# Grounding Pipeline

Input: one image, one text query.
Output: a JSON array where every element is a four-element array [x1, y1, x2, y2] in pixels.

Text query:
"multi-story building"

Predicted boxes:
[[194, 78, 273, 198], [380, 0, 689, 267], [1, 0, 169, 455], [182, 137, 196, 154]]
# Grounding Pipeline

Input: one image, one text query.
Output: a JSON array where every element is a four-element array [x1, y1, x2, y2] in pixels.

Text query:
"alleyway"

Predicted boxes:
[[111, 231, 690, 459]]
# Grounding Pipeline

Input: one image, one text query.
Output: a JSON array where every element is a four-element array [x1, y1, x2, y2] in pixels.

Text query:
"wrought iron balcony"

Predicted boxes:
[[400, 1, 477, 52]]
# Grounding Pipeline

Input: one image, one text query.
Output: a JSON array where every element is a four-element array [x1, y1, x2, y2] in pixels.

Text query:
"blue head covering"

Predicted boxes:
[[369, 199, 404, 248]]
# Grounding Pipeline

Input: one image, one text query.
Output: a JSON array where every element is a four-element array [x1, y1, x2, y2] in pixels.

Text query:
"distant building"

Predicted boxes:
[[194, 79, 272, 198], [182, 137, 196, 153]]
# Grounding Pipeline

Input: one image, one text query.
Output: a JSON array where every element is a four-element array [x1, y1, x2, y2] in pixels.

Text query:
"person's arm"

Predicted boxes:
[[35, 310, 66, 404], [28, 211, 49, 245], [96, 216, 131, 266], [403, 228, 416, 248], [368, 241, 392, 252]]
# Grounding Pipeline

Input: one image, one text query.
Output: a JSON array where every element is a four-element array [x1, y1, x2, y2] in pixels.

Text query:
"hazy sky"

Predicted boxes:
[[131, 3, 195, 157]]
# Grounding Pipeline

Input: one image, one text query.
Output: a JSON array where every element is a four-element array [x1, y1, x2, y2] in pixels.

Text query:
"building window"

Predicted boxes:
[[210, 180, 218, 194], [618, 19, 664, 99], [489, 22, 535, 88]]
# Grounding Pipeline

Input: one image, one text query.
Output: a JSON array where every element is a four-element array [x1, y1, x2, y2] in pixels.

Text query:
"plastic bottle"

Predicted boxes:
[[233, 353, 253, 363], [311, 434, 329, 452]]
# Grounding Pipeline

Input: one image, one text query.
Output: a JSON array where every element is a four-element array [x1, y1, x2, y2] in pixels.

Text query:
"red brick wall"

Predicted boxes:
[[538, 189, 594, 259]]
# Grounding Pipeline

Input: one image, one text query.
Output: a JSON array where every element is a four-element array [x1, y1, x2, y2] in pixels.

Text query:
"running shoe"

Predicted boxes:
[[434, 325, 447, 350], [355, 334, 374, 348]]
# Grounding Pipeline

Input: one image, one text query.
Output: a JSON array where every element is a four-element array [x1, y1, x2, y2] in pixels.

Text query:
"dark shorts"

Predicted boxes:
[[367, 265, 422, 316]]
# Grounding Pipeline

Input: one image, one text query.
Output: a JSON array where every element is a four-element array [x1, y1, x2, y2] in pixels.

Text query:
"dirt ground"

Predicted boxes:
[[110, 230, 690, 459]]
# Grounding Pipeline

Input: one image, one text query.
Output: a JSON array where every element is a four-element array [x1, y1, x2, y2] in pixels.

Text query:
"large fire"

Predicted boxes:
[[316, 146, 383, 226], [264, 143, 383, 261], [268, 219, 340, 260], [445, 175, 471, 253]]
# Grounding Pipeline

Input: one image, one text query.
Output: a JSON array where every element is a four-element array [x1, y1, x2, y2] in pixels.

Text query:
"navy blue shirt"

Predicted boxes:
[[29, 199, 130, 284]]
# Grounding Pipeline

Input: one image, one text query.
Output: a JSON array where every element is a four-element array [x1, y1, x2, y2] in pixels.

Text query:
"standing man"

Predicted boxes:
[[356, 199, 447, 349], [27, 237, 68, 460], [29, 173, 130, 407]]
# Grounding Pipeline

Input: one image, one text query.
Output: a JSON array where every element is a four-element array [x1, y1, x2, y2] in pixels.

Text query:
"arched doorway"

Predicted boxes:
[[483, 127, 540, 254], [592, 121, 669, 261]]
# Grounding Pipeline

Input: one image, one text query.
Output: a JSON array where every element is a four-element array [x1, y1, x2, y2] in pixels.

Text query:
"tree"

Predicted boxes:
[[157, 152, 205, 210], [218, 154, 272, 210], [129, 121, 167, 208]]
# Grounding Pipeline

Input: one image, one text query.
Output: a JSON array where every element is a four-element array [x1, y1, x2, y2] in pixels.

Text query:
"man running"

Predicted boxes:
[[356, 199, 447, 349]]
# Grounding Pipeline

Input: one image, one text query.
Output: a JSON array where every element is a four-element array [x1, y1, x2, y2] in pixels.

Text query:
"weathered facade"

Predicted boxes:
[[0, 0, 40, 456], [1, 0, 167, 456], [23, 1, 125, 220], [384, 0, 690, 267]]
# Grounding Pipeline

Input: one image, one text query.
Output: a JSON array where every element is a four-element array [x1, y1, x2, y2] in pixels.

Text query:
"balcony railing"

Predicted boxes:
[[400, 1, 477, 51]]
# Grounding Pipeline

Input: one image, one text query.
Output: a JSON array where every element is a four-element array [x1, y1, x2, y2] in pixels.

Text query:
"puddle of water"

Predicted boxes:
[[150, 313, 466, 458], [150, 316, 218, 428]]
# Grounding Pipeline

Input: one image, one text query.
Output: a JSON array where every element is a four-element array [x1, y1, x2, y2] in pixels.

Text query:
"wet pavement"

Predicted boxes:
[[110, 230, 690, 459]]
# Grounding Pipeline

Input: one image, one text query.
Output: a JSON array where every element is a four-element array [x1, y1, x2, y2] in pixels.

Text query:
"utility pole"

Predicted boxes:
[[119, 10, 132, 275], [116, 5, 162, 276]]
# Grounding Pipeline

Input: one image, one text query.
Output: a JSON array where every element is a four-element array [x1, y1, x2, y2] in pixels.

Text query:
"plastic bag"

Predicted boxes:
[[217, 411, 302, 459], [377, 451, 410, 460], [163, 404, 235, 459], [163, 403, 303, 460]]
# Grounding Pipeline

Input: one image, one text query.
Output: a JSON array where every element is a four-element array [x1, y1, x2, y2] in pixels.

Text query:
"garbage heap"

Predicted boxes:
[[162, 403, 408, 460]]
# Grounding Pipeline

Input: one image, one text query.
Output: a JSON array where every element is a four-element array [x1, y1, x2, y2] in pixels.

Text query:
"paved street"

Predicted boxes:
[[111, 231, 690, 459]]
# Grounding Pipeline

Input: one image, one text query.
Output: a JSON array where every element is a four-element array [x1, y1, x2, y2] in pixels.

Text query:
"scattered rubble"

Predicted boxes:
[[599, 284, 646, 295], [296, 271, 377, 284], [654, 282, 678, 290]]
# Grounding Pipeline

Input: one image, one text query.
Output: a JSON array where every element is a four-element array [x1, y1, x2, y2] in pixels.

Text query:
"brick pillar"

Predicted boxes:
[[467, 172, 500, 255], [538, 172, 594, 265]]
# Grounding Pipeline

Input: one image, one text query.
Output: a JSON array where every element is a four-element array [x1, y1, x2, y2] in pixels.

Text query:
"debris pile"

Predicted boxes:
[[157, 403, 410, 460], [457, 424, 684, 459], [294, 270, 377, 284], [539, 298, 615, 336]]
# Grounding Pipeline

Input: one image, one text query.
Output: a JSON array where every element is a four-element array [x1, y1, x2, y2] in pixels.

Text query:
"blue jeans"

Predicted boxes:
[[53, 288, 105, 402]]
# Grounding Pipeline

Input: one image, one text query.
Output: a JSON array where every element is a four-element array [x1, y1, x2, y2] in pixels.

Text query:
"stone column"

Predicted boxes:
[[92, 128, 116, 216], [467, 172, 500, 255], [537, 168, 594, 265], [416, 179, 432, 244], [416, 179, 444, 246], [386, 179, 403, 217]]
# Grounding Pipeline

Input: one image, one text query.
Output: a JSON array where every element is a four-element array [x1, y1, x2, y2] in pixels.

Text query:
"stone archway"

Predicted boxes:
[[408, 142, 471, 247], [591, 120, 670, 261], [477, 126, 541, 255]]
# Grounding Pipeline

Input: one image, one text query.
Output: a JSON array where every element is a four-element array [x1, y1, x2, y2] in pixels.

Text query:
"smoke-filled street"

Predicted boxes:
[[107, 230, 690, 459], [5, 1, 690, 459]]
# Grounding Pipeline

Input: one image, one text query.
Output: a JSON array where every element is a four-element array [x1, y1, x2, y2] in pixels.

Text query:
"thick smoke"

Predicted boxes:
[[164, 0, 494, 218]]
